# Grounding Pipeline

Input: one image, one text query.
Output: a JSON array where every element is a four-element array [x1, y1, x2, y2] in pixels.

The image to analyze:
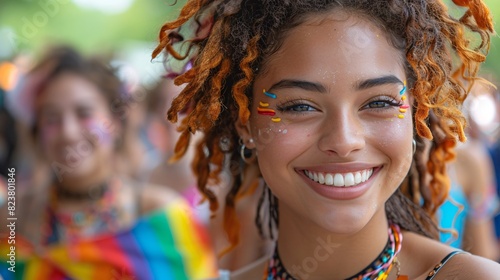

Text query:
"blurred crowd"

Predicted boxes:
[[0, 43, 499, 279]]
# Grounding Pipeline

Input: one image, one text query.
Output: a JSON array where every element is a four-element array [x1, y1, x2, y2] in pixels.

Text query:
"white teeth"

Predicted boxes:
[[333, 173, 344, 187], [345, 173, 355, 186], [318, 173, 325, 184], [305, 168, 374, 187], [354, 172, 362, 184], [325, 174, 334, 185]]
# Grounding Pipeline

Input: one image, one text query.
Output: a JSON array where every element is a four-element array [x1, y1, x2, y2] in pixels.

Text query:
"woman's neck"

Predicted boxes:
[[55, 182, 107, 202], [54, 171, 115, 211], [277, 206, 390, 280], [47, 177, 130, 244], [55, 168, 112, 196]]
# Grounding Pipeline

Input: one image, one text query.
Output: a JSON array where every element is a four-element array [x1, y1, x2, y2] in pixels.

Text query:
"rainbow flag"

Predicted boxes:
[[0, 198, 218, 280]]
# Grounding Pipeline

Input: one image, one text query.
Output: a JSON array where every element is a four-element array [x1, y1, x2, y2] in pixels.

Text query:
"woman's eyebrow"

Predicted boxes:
[[356, 75, 404, 90], [268, 79, 327, 93], [267, 75, 403, 93]]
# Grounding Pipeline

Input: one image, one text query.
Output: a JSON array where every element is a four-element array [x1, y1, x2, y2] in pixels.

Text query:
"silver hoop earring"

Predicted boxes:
[[240, 144, 256, 164], [240, 138, 256, 164], [412, 139, 416, 155]]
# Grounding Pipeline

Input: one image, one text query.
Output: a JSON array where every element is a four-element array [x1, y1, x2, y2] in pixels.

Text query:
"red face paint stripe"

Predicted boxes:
[[258, 111, 276, 116]]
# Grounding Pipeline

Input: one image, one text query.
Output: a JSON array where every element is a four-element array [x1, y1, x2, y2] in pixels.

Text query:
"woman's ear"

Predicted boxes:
[[235, 117, 256, 149]]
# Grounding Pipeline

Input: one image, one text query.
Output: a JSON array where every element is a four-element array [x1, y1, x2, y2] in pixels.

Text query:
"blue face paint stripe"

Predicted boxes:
[[264, 91, 277, 99]]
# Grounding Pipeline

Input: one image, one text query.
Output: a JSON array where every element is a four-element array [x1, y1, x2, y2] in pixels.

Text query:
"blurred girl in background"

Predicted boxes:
[[0, 45, 216, 279]]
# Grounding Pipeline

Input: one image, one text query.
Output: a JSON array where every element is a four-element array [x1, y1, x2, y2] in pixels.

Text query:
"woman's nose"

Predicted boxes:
[[317, 112, 365, 158], [59, 114, 81, 142]]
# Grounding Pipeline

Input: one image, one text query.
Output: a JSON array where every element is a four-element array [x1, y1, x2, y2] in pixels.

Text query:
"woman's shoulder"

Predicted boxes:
[[441, 253, 500, 278], [424, 251, 500, 279], [133, 180, 186, 215], [401, 231, 500, 279]]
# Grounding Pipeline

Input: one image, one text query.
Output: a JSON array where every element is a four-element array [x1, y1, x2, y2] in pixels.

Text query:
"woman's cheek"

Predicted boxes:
[[254, 124, 288, 151], [253, 124, 317, 171], [81, 116, 115, 147], [367, 118, 413, 170], [39, 124, 59, 148]]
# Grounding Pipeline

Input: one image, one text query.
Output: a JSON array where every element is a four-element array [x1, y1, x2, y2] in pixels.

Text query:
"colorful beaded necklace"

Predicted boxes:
[[43, 178, 122, 245], [265, 224, 405, 280]]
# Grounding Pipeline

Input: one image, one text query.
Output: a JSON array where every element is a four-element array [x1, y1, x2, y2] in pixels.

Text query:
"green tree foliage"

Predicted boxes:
[[0, 0, 498, 81], [0, 0, 185, 54]]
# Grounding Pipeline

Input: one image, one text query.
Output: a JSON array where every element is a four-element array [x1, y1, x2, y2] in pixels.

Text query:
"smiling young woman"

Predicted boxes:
[[153, 0, 500, 279]]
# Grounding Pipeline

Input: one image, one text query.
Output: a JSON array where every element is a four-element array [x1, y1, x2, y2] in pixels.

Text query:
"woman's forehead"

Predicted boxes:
[[37, 73, 107, 108], [256, 13, 405, 90], [259, 10, 403, 71]]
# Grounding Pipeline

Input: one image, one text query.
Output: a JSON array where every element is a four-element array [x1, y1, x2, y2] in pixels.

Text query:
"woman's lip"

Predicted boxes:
[[296, 163, 378, 174], [297, 166, 381, 200]]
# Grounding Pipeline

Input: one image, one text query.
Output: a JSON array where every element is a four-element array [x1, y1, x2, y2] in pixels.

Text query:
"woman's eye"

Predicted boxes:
[[365, 98, 401, 109], [41, 113, 60, 125], [277, 102, 316, 112], [289, 104, 314, 112], [368, 101, 390, 108]]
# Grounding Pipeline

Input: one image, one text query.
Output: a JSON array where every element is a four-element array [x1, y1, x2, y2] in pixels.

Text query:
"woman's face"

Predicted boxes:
[[36, 72, 118, 183], [245, 11, 414, 233]]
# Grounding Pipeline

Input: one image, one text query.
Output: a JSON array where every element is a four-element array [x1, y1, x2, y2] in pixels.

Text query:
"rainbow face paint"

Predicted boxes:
[[257, 108, 276, 116], [263, 89, 277, 99], [396, 81, 408, 119], [399, 86, 406, 95], [258, 89, 281, 122]]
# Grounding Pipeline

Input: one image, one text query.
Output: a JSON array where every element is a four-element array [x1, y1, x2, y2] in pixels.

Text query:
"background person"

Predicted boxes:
[[0, 45, 217, 279]]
